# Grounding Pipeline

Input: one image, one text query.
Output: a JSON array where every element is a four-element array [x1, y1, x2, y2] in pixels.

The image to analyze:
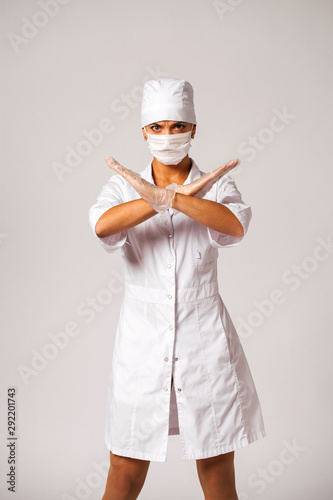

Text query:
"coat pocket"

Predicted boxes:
[[192, 247, 217, 287]]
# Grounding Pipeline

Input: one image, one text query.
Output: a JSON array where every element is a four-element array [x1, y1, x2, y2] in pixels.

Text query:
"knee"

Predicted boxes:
[[196, 453, 236, 498], [109, 453, 149, 492], [200, 470, 228, 494]]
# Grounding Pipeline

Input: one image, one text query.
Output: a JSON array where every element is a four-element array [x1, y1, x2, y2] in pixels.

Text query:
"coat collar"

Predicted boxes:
[[140, 157, 201, 185], [140, 158, 201, 216]]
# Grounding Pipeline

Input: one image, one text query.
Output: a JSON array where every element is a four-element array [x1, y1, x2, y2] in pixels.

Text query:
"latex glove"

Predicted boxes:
[[165, 159, 240, 198], [106, 156, 175, 213], [105, 157, 240, 213]]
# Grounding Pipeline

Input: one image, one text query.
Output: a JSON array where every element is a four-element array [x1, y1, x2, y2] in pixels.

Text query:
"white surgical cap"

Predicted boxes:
[[141, 78, 197, 128]]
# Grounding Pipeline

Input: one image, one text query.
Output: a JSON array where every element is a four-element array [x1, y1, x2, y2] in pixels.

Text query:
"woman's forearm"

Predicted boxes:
[[172, 192, 244, 237], [95, 199, 157, 237], [95, 193, 244, 239]]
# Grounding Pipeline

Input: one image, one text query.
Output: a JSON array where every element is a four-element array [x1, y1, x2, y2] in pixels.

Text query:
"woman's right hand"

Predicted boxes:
[[105, 156, 176, 213]]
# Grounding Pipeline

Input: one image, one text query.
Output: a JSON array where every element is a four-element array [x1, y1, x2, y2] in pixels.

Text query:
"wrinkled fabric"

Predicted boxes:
[[141, 78, 196, 127], [88, 159, 266, 462]]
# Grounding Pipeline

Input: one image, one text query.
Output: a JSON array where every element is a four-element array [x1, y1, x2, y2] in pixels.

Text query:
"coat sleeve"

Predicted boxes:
[[88, 175, 128, 253], [206, 174, 252, 248]]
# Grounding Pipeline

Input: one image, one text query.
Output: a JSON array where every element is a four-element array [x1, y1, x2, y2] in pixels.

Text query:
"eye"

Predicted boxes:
[[173, 123, 185, 131], [150, 125, 160, 131]]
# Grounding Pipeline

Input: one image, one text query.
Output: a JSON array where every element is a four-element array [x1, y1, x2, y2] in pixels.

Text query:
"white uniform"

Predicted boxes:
[[88, 159, 266, 462]]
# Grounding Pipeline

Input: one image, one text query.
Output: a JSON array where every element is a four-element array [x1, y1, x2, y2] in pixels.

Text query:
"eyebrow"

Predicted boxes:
[[150, 122, 185, 126]]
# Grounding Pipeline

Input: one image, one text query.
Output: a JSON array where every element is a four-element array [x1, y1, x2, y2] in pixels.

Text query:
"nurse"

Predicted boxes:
[[89, 78, 265, 500]]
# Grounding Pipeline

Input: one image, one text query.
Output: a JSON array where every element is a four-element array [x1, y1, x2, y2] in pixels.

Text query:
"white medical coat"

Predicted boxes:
[[88, 158, 266, 462]]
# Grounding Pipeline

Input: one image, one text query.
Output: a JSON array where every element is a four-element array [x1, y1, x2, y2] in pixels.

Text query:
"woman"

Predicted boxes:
[[88, 78, 265, 500]]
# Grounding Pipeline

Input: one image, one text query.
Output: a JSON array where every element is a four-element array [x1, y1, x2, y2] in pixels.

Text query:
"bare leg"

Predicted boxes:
[[101, 451, 150, 500], [196, 451, 238, 500]]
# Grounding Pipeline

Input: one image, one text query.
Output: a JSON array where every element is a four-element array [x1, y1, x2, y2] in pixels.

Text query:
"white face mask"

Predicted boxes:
[[144, 127, 193, 165]]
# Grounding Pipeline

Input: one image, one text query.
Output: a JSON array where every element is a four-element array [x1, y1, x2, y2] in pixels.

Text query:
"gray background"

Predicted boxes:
[[1, 0, 332, 499]]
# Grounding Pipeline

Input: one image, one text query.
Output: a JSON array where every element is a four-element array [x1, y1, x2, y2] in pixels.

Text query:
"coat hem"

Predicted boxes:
[[181, 429, 266, 460], [105, 430, 266, 462], [106, 444, 167, 462]]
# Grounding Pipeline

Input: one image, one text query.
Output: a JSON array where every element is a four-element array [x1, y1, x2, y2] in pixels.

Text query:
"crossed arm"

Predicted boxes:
[[95, 158, 244, 239]]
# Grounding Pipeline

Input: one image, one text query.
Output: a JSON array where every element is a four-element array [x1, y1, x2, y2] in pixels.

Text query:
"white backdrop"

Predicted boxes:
[[1, 1, 332, 499]]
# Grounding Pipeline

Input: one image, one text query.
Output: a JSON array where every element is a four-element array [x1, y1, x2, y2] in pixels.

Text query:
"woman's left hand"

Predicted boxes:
[[169, 159, 239, 198]]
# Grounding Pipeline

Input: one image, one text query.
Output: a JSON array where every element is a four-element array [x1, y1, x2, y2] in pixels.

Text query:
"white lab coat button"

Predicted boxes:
[[167, 264, 172, 269], [164, 357, 169, 362], [163, 387, 168, 392], [169, 325, 173, 330], [168, 294, 172, 299], [168, 234, 172, 238]]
